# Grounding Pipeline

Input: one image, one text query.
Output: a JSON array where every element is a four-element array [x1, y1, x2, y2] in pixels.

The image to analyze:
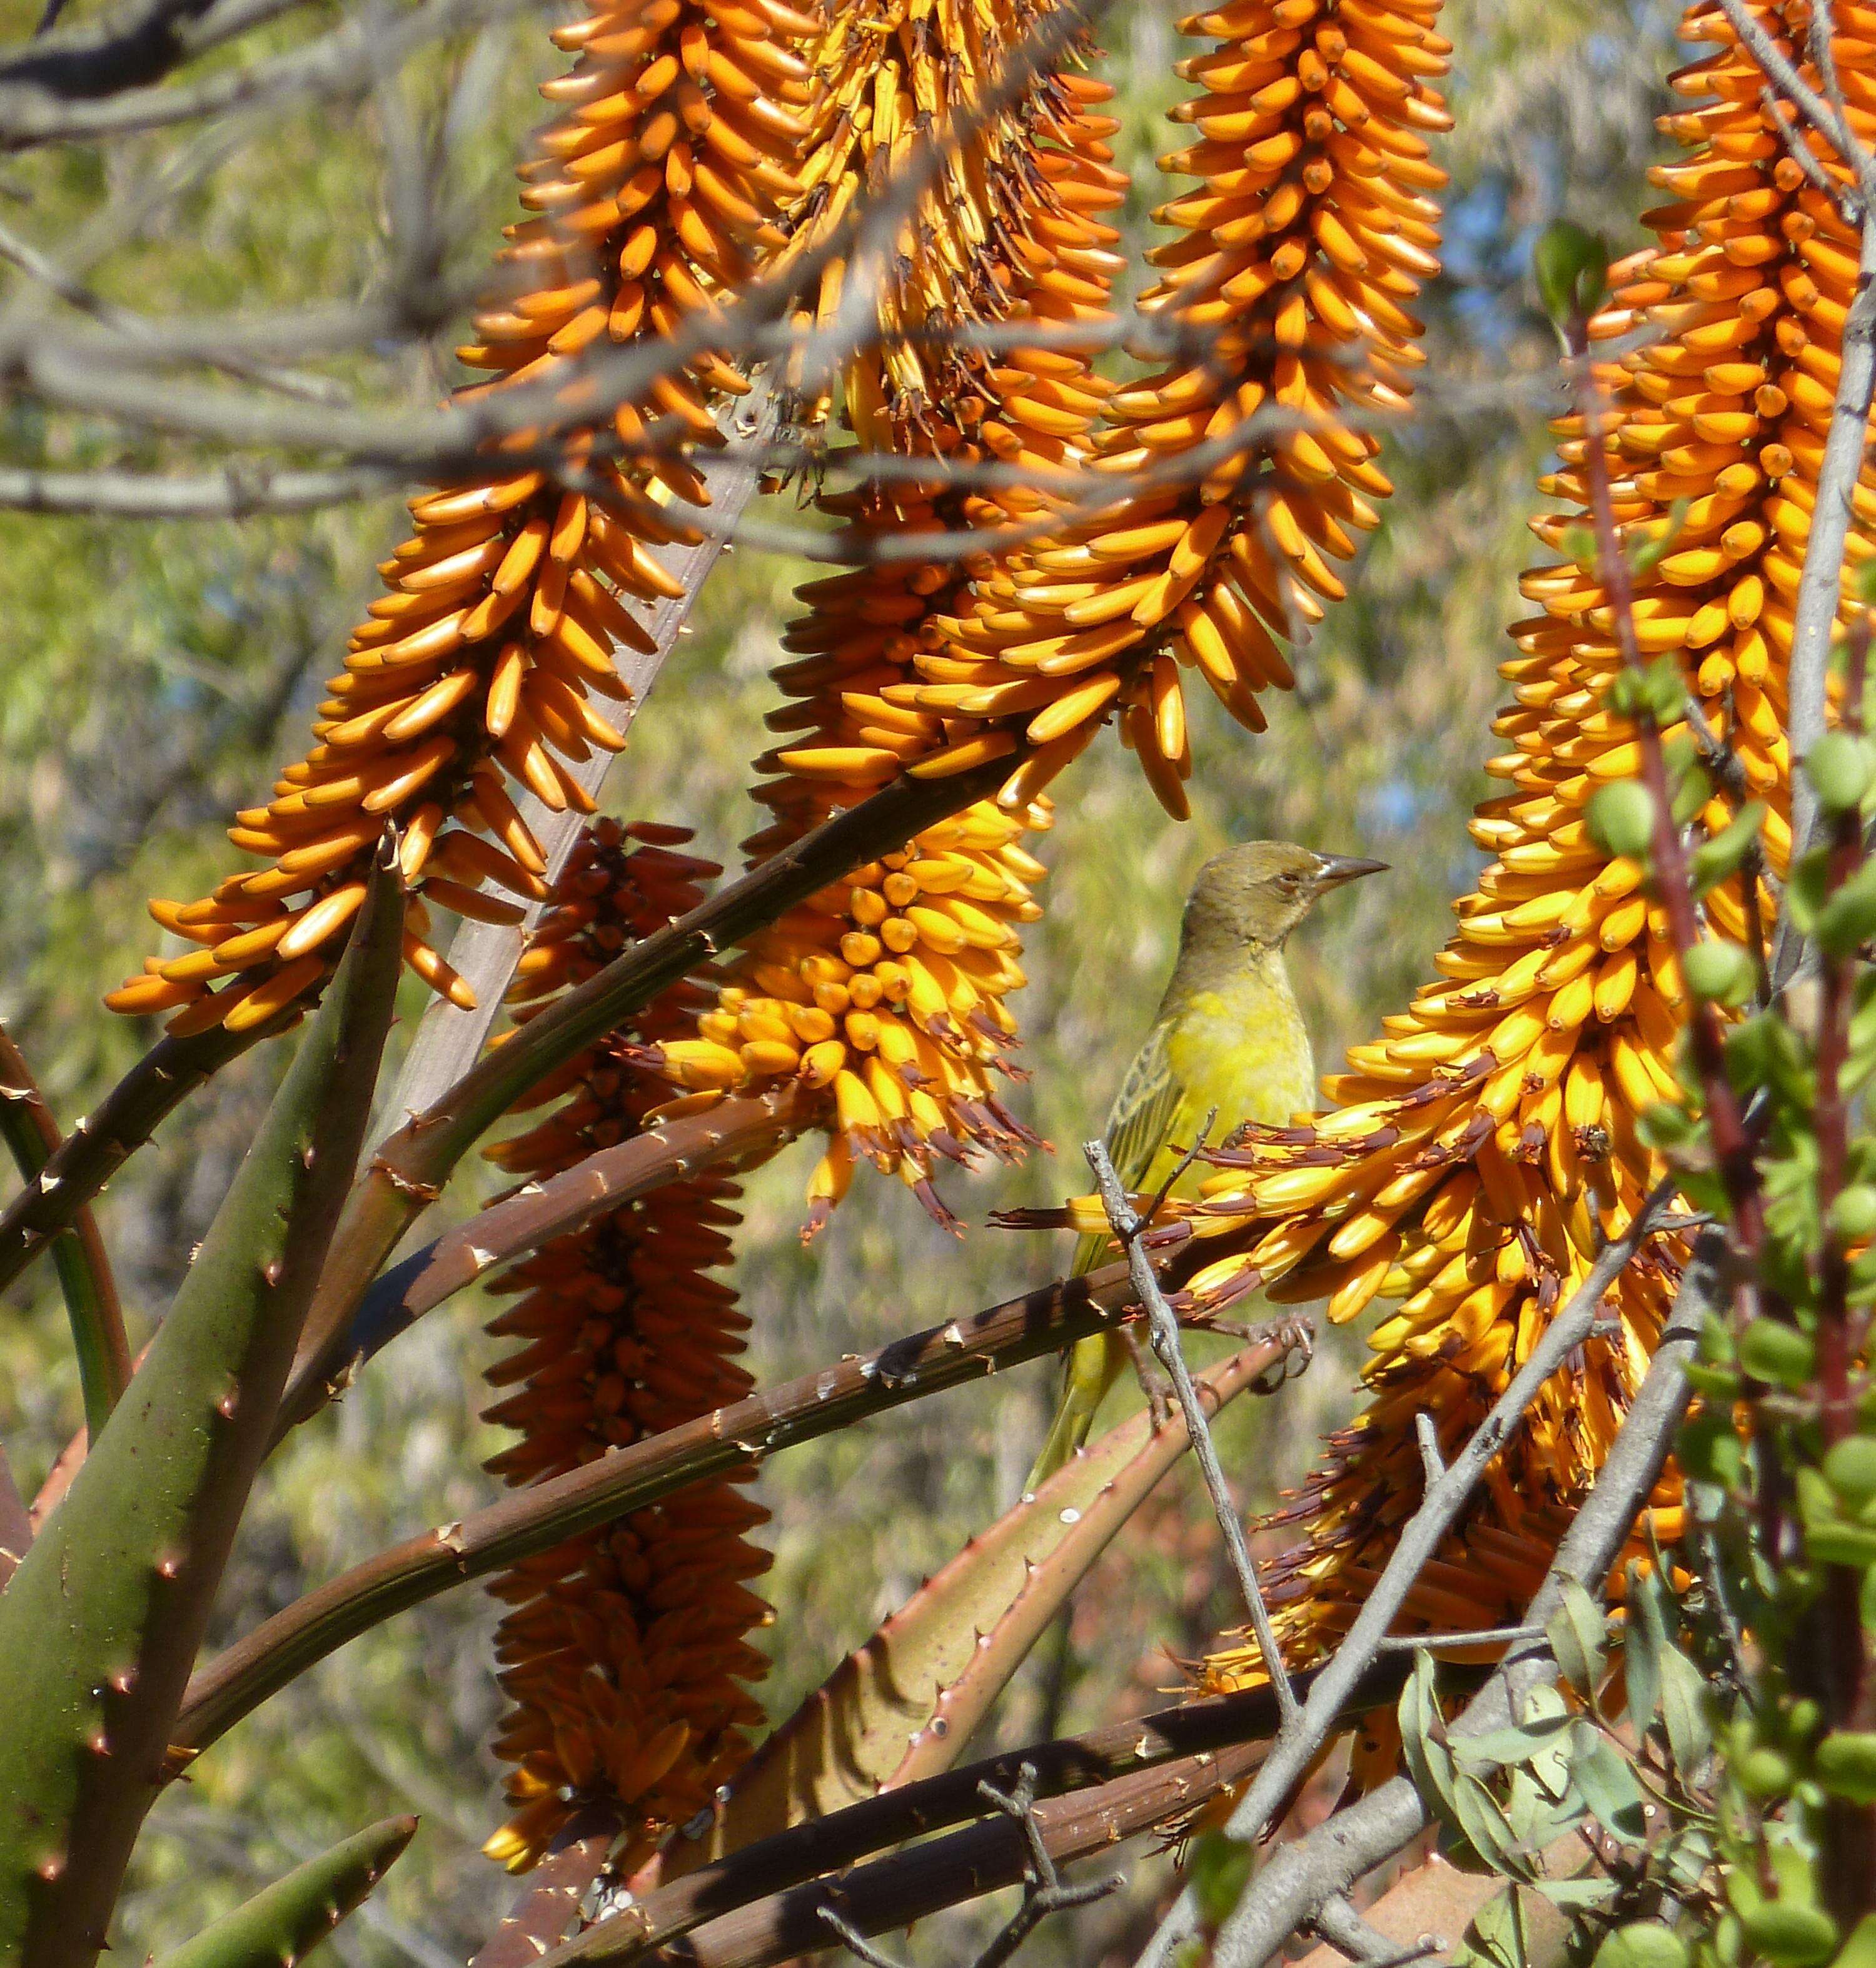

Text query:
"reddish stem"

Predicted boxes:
[[1568, 319, 1769, 1278]]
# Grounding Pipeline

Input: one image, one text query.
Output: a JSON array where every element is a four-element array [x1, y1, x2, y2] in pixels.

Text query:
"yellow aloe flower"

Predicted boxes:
[[1181, 0, 1870, 1692], [109, 0, 815, 1031], [907, 0, 1453, 810]]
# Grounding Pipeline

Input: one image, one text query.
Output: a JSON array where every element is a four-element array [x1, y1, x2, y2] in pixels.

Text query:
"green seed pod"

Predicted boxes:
[[1824, 1436, 1876, 1510], [1830, 1185, 1876, 1244], [1805, 730, 1875, 815], [1588, 780, 1657, 862], [1816, 1731, 1876, 1804], [1681, 938, 1757, 1007], [1740, 1903, 1837, 1967], [1594, 1925, 1690, 1968], [1739, 1317, 1816, 1390]]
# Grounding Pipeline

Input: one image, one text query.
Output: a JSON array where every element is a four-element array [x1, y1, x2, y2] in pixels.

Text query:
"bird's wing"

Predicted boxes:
[[1104, 1016, 1186, 1195], [1069, 1021, 1188, 1278]]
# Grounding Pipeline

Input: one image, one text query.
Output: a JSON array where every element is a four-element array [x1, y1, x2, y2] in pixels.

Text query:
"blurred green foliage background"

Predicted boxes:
[[0, 0, 1682, 1955]]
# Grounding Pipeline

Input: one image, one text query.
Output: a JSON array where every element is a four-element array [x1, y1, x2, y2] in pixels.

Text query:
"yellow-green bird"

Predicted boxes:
[[1029, 840, 1387, 1485]]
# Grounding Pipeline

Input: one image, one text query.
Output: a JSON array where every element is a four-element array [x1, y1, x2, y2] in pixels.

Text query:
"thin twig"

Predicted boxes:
[[183, 1259, 1295, 1757], [1372, 1625, 1543, 1655], [1313, 1894, 1440, 1968], [971, 1767, 1122, 1968], [1087, 1136, 1303, 1727]]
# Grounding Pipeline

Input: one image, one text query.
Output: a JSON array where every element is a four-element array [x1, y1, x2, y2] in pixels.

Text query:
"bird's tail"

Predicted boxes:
[[1024, 1229, 1123, 1488]]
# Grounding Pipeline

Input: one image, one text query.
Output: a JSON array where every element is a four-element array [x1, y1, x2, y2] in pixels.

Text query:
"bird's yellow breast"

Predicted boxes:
[[1157, 976, 1316, 1198]]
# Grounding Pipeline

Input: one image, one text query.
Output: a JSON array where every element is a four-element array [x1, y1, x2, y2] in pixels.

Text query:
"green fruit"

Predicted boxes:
[[1815, 1731, 1876, 1804], [1805, 730, 1875, 815], [1740, 1904, 1837, 1967], [1736, 1745, 1795, 1799], [1740, 1317, 1816, 1390], [1589, 780, 1658, 860], [1595, 1925, 1690, 1968], [1824, 1436, 1876, 1510], [1831, 1185, 1876, 1243], [1681, 938, 1757, 1007]]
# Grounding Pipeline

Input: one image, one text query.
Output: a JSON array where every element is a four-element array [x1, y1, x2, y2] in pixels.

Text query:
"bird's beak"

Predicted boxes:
[[1313, 854, 1389, 892]]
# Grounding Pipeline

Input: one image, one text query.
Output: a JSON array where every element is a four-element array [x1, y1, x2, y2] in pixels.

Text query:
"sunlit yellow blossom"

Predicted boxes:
[[109, 0, 814, 1030], [909, 0, 1452, 810], [650, 0, 1126, 1221], [1188, 0, 1871, 1688]]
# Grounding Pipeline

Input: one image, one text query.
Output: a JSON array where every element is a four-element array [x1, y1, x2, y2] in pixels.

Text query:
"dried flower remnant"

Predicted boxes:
[[650, 0, 1128, 1224], [107, 0, 814, 1032], [1166, 0, 1876, 1689], [914, 0, 1453, 813], [479, 820, 772, 1874]]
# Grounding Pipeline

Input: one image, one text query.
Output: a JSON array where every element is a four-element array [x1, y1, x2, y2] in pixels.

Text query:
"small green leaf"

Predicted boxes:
[[1657, 1645, 1711, 1777], [1739, 1317, 1815, 1390], [1594, 1922, 1690, 1968], [1682, 939, 1756, 1008], [1804, 730, 1876, 815], [1740, 1902, 1837, 1967], [1567, 1720, 1647, 1841], [1458, 1888, 1526, 1968], [1188, 1829, 1253, 1932], [1545, 1578, 1608, 1695], [1689, 801, 1766, 896], [1823, 1436, 1876, 1510]]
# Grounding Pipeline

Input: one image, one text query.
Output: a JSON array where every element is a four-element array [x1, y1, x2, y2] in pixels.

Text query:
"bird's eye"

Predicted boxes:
[[1276, 872, 1301, 893]]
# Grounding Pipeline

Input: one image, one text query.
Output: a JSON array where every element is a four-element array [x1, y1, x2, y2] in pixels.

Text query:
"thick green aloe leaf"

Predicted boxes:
[[0, 844, 403, 1968], [669, 1334, 1292, 1873], [153, 1817, 416, 1968]]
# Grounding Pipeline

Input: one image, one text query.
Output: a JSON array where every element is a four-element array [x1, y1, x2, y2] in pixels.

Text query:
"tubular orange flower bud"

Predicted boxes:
[[1187, 0, 1865, 1693], [478, 819, 772, 1875], [642, 0, 1127, 1224], [109, 0, 814, 1031], [910, 0, 1452, 809]]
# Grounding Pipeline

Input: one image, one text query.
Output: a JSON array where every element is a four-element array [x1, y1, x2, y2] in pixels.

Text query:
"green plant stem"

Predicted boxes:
[[0, 1022, 131, 1440], [0, 1019, 268, 1303], [277, 752, 1018, 1436], [176, 1243, 1281, 1759], [0, 847, 403, 1967]]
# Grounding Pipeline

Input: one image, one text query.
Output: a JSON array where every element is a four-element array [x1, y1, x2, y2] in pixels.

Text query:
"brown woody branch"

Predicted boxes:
[[323, 1084, 815, 1413], [184, 1238, 1268, 1757], [537, 1659, 1440, 1968]]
